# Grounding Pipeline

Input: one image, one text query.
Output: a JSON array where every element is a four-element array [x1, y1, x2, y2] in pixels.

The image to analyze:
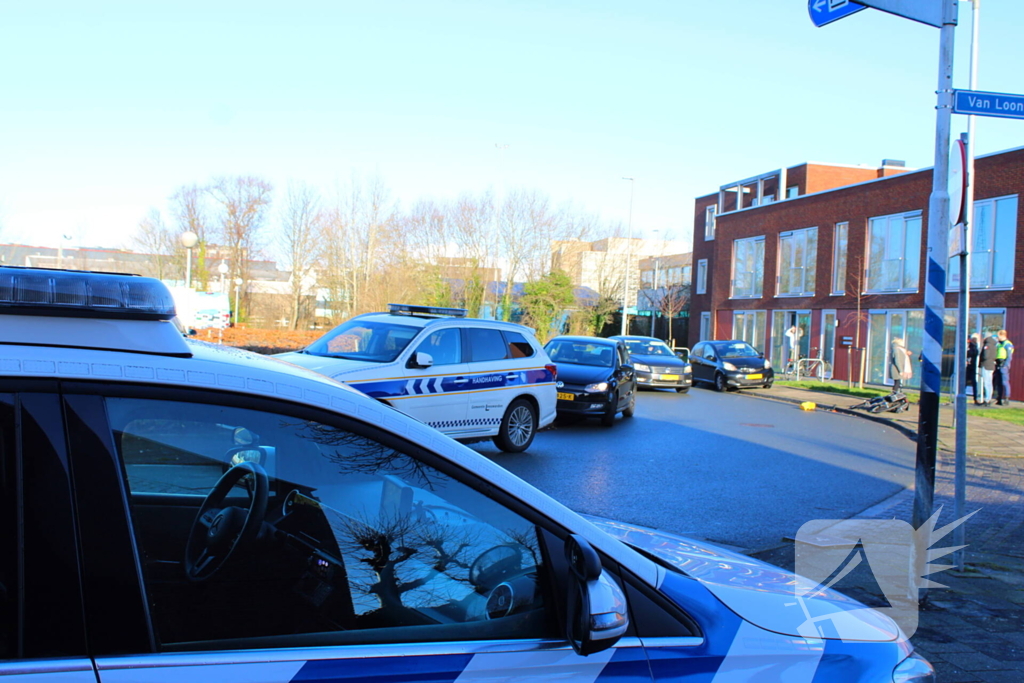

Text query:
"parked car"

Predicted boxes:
[[278, 304, 556, 453], [691, 339, 774, 391], [0, 266, 932, 682], [610, 335, 692, 393], [544, 335, 636, 426]]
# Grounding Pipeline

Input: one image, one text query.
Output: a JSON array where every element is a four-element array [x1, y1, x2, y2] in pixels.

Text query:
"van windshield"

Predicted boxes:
[[305, 320, 420, 363]]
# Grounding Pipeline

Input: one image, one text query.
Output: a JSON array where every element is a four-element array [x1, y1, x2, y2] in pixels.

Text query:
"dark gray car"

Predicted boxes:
[[690, 340, 774, 392]]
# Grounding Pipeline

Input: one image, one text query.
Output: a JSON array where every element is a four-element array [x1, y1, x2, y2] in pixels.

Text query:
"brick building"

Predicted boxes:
[[689, 147, 1023, 393]]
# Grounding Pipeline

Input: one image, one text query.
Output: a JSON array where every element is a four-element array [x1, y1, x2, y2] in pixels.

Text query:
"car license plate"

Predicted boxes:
[[658, 374, 679, 381], [557, 392, 575, 401], [746, 373, 763, 380]]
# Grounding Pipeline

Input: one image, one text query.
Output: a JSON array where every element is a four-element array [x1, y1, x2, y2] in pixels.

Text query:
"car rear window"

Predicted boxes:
[[504, 331, 535, 359], [467, 328, 509, 362]]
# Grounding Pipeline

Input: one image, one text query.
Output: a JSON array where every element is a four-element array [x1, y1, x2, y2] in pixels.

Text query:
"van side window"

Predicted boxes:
[[503, 331, 535, 359], [467, 328, 509, 362], [415, 328, 461, 366]]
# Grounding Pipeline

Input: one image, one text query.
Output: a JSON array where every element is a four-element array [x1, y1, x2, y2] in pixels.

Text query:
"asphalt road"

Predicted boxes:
[[472, 386, 916, 552]]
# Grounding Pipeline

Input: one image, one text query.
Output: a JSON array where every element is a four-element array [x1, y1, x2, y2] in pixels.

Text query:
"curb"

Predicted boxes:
[[741, 389, 920, 441]]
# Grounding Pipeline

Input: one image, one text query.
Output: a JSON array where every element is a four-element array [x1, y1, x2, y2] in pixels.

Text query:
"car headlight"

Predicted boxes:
[[764, 359, 772, 369], [684, 364, 692, 373], [892, 653, 935, 682], [584, 382, 609, 393], [722, 362, 737, 371], [633, 363, 651, 372]]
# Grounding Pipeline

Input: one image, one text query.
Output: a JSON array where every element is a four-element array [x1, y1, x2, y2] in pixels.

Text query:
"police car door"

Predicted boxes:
[[463, 327, 520, 432], [81, 390, 653, 683], [0, 391, 95, 682], [400, 326, 469, 433]]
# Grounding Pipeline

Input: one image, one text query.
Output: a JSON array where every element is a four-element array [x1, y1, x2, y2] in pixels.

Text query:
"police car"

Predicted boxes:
[[277, 304, 557, 453], [0, 267, 933, 682]]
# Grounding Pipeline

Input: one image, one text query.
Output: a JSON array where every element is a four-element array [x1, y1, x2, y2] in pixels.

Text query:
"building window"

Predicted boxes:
[[704, 205, 717, 241], [832, 222, 848, 295], [696, 259, 707, 295], [867, 211, 921, 293], [733, 310, 766, 351], [699, 311, 711, 341], [948, 195, 1018, 289], [786, 186, 799, 199], [777, 227, 817, 297], [731, 236, 765, 299], [682, 265, 692, 284]]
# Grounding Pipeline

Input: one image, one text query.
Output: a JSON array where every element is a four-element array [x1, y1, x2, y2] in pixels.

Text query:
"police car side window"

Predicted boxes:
[[107, 397, 555, 651], [504, 331, 535, 359], [416, 328, 461, 366], [467, 328, 509, 363]]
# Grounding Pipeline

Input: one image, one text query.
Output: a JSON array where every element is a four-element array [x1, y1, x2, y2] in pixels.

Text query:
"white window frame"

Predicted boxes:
[[776, 227, 817, 297], [696, 259, 708, 295], [704, 205, 717, 241], [699, 311, 711, 341], [948, 194, 1018, 290], [832, 222, 848, 295], [730, 236, 765, 299], [866, 210, 922, 294]]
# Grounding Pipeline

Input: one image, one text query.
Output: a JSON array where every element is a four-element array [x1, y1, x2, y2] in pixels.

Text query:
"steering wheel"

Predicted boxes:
[[184, 461, 269, 582], [470, 544, 525, 590]]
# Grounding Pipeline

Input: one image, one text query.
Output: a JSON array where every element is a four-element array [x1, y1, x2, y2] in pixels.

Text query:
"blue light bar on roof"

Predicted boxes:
[[388, 303, 468, 318], [0, 267, 177, 320]]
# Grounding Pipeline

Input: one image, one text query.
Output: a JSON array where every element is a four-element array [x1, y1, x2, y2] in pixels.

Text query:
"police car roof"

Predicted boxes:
[[353, 310, 537, 334]]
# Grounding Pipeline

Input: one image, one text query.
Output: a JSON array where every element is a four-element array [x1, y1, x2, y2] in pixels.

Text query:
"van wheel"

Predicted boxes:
[[493, 399, 537, 453]]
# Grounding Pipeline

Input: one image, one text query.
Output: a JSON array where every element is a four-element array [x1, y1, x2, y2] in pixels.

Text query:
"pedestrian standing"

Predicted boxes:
[[966, 334, 980, 404], [979, 333, 998, 406], [890, 337, 912, 393], [785, 325, 803, 365], [993, 329, 1015, 405]]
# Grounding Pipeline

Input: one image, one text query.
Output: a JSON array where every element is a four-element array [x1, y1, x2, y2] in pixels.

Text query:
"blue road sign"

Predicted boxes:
[[953, 89, 1024, 121], [809, 0, 867, 27]]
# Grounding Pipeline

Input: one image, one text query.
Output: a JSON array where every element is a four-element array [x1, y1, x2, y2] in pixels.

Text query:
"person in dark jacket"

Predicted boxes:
[[978, 334, 998, 405], [966, 334, 980, 404]]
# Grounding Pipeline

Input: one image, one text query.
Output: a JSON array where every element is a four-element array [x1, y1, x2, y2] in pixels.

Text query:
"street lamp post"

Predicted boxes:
[[233, 277, 243, 326], [180, 231, 199, 289], [620, 177, 635, 336], [218, 261, 229, 294]]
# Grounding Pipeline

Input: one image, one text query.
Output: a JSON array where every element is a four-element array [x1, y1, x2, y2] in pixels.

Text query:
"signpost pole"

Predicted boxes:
[[911, 0, 958, 600], [954, 0, 981, 573]]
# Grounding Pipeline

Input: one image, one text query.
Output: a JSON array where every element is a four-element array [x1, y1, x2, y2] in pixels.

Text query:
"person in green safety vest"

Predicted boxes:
[[993, 329, 1014, 406]]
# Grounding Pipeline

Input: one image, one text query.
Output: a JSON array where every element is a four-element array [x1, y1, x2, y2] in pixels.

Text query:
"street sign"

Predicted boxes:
[[953, 89, 1024, 121], [808, 0, 866, 27], [853, 0, 946, 29], [948, 137, 967, 228]]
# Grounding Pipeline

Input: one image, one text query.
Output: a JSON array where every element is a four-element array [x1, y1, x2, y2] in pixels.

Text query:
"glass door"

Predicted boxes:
[[733, 311, 766, 353], [771, 310, 811, 367], [821, 310, 836, 378], [867, 310, 924, 388]]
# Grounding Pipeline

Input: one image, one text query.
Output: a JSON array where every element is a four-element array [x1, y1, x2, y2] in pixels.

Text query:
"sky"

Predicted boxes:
[[1, 1, 1022, 258]]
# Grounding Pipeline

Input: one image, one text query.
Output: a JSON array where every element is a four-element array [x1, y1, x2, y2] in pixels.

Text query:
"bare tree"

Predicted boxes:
[[170, 184, 211, 290], [132, 209, 182, 280], [657, 284, 690, 346], [209, 176, 274, 321], [843, 255, 873, 389], [279, 183, 323, 329]]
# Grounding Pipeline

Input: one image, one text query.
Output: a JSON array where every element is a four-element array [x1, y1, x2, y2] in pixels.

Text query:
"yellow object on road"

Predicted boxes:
[[800, 401, 817, 411]]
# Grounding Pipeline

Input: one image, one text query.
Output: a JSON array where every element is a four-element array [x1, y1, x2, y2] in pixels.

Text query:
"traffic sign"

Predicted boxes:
[[808, 0, 866, 27], [953, 89, 1024, 121], [854, 0, 945, 29]]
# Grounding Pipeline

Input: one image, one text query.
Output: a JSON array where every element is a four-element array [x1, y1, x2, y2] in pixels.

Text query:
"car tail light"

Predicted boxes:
[[545, 363, 557, 380]]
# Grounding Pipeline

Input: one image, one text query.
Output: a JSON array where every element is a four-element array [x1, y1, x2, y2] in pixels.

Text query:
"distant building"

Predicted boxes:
[[551, 237, 688, 305]]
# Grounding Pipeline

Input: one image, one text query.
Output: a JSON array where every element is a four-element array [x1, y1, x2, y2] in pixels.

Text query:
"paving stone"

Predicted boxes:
[[941, 651, 1007, 672]]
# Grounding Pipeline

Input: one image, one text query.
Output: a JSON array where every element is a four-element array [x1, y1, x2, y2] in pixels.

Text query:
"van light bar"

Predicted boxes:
[[0, 266, 177, 320], [388, 303, 468, 318]]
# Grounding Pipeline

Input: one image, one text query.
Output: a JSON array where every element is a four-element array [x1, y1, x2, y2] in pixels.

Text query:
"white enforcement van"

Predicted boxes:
[[277, 304, 557, 453]]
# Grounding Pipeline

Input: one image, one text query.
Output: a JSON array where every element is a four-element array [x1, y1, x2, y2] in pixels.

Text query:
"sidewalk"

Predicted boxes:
[[745, 384, 1024, 681], [759, 383, 1023, 458]]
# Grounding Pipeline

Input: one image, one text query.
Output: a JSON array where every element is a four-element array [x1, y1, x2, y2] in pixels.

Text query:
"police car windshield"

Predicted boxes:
[[623, 340, 674, 357], [306, 320, 420, 362], [714, 342, 759, 359]]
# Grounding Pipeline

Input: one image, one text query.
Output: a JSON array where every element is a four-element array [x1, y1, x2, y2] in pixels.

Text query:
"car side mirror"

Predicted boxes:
[[187, 328, 198, 337], [620, 364, 633, 375], [758, 351, 764, 358], [408, 351, 434, 369], [564, 534, 628, 656]]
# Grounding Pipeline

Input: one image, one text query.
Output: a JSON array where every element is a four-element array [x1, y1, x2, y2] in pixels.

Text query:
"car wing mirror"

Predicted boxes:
[[564, 534, 628, 656], [408, 351, 434, 369]]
